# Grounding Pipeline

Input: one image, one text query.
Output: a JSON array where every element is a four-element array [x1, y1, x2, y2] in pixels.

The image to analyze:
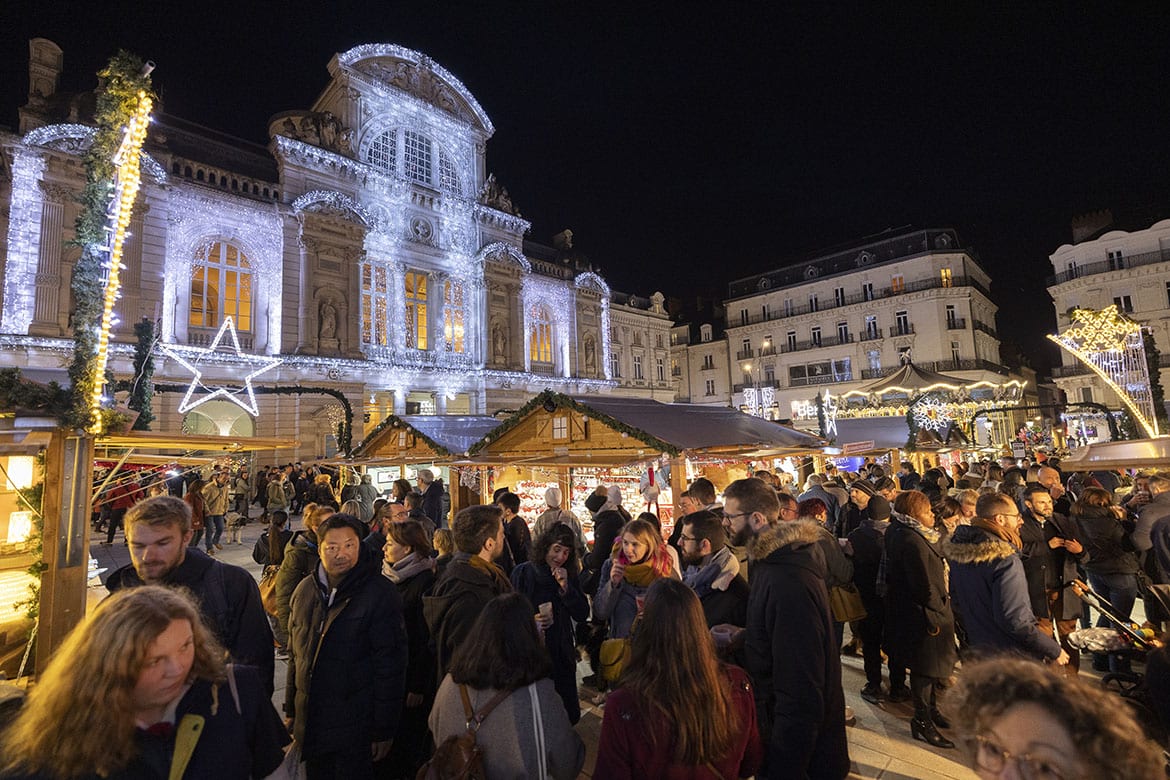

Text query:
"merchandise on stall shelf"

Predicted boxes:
[[570, 467, 676, 541]]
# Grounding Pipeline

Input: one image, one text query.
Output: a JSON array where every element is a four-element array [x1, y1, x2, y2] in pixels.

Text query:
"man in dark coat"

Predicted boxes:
[[726, 478, 850, 780], [679, 510, 749, 630], [107, 495, 275, 694], [423, 504, 512, 682], [944, 493, 1067, 665], [417, 469, 446, 528], [497, 491, 533, 565], [847, 496, 907, 703], [1020, 485, 1086, 674], [286, 513, 408, 777]]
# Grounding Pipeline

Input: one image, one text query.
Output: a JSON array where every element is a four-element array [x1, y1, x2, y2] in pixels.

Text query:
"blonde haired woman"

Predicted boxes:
[[0, 586, 288, 779], [593, 518, 679, 640]]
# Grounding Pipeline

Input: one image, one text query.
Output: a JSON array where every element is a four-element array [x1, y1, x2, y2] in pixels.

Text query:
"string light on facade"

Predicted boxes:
[[159, 316, 282, 416], [821, 390, 839, 436], [89, 91, 154, 432], [0, 149, 47, 334], [1048, 305, 1159, 438]]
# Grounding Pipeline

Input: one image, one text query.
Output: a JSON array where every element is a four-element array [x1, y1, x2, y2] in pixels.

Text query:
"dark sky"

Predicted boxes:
[[5, 3, 1170, 370]]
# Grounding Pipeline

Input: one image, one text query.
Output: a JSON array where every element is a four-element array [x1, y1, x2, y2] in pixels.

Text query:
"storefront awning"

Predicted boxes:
[[1061, 437, 1170, 471]]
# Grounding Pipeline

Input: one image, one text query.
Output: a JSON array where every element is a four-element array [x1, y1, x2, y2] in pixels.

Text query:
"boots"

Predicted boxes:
[[911, 714, 955, 749]]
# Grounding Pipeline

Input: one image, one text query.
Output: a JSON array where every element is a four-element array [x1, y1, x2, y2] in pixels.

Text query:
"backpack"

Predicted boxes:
[[416, 684, 509, 780]]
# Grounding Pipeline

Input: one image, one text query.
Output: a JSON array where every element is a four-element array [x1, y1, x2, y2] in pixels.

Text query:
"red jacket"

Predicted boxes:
[[595, 664, 762, 779]]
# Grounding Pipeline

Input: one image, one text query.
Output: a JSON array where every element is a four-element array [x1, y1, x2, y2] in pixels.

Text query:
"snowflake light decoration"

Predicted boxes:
[[913, 396, 952, 431], [159, 316, 282, 416]]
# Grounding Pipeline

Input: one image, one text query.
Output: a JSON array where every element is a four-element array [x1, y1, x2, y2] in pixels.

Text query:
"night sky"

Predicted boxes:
[[4, 4, 1170, 371]]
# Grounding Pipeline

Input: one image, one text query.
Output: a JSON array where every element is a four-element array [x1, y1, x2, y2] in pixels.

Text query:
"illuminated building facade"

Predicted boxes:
[[0, 40, 671, 459]]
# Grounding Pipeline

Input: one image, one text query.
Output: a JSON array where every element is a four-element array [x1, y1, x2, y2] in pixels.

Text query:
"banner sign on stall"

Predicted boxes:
[[842, 441, 876, 456]]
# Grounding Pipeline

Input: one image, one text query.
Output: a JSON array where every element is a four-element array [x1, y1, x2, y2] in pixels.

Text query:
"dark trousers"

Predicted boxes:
[[857, 604, 905, 690], [1087, 571, 1137, 673], [106, 507, 127, 543], [1038, 589, 1080, 676]]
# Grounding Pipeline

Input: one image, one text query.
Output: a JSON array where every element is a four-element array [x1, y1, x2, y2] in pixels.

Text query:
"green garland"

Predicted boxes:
[[904, 402, 919, 451], [128, 318, 157, 430], [1143, 330, 1170, 433], [65, 51, 156, 432], [13, 478, 46, 620], [467, 389, 680, 456], [0, 368, 71, 415]]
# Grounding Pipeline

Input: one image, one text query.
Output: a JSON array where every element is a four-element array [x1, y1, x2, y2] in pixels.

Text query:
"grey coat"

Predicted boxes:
[[429, 676, 584, 780]]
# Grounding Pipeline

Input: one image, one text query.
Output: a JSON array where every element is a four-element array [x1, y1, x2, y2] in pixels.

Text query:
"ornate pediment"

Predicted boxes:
[[270, 111, 355, 158], [335, 44, 494, 135]]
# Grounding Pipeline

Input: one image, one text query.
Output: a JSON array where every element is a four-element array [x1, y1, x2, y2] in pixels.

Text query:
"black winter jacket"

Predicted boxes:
[[1018, 511, 1086, 621], [883, 515, 956, 679], [745, 522, 850, 780], [107, 549, 274, 694], [423, 554, 511, 682], [1074, 505, 1139, 576], [286, 544, 408, 756]]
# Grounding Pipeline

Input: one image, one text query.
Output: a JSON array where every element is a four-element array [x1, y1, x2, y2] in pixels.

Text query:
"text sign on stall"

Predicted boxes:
[[842, 441, 876, 456]]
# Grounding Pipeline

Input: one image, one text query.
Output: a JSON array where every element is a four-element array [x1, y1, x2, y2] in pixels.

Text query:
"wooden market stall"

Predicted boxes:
[[468, 391, 826, 537], [350, 414, 502, 514]]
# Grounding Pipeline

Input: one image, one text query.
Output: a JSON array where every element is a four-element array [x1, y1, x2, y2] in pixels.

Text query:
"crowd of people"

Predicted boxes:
[[3, 455, 1169, 779]]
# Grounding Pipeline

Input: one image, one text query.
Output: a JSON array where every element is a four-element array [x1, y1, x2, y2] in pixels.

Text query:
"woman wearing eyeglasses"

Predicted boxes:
[[944, 656, 1163, 779]]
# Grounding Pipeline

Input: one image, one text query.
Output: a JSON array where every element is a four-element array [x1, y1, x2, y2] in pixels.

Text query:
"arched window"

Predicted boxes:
[[190, 241, 252, 331], [530, 305, 553, 364], [363, 128, 460, 193], [443, 279, 465, 353]]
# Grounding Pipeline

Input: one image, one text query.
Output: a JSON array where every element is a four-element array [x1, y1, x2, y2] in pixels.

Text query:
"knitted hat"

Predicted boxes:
[[850, 480, 877, 497], [545, 486, 562, 508], [584, 492, 607, 514], [868, 495, 892, 521]]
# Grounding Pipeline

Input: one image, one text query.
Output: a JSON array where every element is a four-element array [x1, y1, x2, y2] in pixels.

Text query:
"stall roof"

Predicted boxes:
[[845, 362, 970, 397], [354, 414, 501, 458], [469, 391, 825, 464], [97, 431, 299, 452], [830, 417, 910, 453], [1060, 437, 1170, 471]]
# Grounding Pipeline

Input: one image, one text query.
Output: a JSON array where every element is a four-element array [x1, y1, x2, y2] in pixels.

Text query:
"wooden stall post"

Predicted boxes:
[[670, 455, 687, 517], [36, 430, 94, 672]]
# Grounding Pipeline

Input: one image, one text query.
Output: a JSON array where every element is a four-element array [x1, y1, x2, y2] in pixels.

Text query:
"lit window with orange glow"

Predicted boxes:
[[405, 271, 428, 350], [443, 279, 465, 353], [189, 242, 252, 331], [530, 305, 553, 364]]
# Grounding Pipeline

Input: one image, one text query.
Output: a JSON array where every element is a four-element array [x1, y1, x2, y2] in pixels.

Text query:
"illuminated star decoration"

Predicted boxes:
[[912, 395, 952, 431], [160, 317, 282, 416], [1048, 305, 1159, 438]]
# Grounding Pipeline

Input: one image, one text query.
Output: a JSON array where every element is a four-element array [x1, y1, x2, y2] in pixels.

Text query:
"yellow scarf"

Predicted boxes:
[[468, 554, 513, 593], [611, 540, 673, 587]]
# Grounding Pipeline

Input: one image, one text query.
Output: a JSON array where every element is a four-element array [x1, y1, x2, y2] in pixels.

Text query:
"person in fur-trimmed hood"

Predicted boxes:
[[944, 492, 1067, 665], [725, 478, 849, 780]]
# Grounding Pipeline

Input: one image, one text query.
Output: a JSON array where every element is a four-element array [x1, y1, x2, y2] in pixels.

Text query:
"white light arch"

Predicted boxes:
[[292, 189, 374, 227], [477, 242, 531, 274], [23, 123, 168, 183]]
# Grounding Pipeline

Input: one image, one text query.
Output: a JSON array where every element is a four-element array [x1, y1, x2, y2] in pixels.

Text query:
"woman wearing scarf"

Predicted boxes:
[[512, 522, 590, 724], [883, 490, 957, 749], [943, 493, 1065, 666], [382, 519, 438, 777], [594, 518, 679, 641]]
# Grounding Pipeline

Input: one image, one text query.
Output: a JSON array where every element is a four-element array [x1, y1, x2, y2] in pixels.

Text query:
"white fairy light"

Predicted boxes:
[[158, 316, 282, 416], [0, 148, 47, 334]]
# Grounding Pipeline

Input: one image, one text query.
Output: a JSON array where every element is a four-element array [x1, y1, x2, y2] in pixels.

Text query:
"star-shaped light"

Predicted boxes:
[[159, 317, 282, 416], [1060, 305, 1141, 353]]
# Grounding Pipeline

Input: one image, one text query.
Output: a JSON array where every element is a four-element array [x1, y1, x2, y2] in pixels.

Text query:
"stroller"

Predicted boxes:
[[1067, 578, 1166, 693]]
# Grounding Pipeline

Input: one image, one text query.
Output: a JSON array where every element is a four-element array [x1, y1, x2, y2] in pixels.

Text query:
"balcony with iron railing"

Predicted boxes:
[[727, 275, 991, 328], [1048, 247, 1170, 286], [946, 317, 967, 330], [780, 333, 856, 353], [860, 358, 1013, 380], [671, 366, 682, 377], [790, 372, 850, 387], [859, 327, 884, 342], [735, 349, 754, 361], [892, 323, 915, 336], [188, 327, 253, 351]]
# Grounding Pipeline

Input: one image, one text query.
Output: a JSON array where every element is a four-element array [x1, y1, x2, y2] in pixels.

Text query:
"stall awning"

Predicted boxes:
[[845, 362, 970, 397], [830, 417, 911, 453], [469, 391, 826, 466], [1061, 437, 1170, 471], [97, 431, 299, 452]]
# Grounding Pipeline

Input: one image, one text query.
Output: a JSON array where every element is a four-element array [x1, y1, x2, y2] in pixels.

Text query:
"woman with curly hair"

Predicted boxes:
[[595, 577, 761, 778], [944, 656, 1164, 779], [512, 521, 590, 723], [0, 586, 287, 779]]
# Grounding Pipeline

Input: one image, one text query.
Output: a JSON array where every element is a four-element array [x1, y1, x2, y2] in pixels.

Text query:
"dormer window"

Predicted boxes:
[[364, 128, 460, 193]]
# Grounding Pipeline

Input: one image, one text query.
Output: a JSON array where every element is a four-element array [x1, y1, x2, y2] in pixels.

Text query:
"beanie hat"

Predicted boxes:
[[545, 486, 562, 508], [868, 495, 892, 521], [584, 493, 607, 514], [850, 480, 876, 497]]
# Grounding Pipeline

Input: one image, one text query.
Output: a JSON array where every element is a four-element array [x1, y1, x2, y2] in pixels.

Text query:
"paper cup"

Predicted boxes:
[[538, 601, 553, 622]]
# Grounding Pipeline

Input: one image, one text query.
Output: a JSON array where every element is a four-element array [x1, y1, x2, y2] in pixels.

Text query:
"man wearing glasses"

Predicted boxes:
[[943, 493, 1068, 665], [727, 477, 850, 779]]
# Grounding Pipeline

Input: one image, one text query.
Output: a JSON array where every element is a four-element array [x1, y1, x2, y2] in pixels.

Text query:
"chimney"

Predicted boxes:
[[1070, 209, 1113, 244], [28, 38, 63, 100]]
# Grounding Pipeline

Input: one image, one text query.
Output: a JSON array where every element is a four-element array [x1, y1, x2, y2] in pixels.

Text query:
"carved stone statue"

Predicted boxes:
[[584, 335, 596, 374], [478, 173, 520, 216], [492, 323, 507, 361], [319, 302, 337, 341]]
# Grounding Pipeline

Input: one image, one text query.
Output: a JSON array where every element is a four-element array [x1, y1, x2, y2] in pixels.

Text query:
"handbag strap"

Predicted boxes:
[[528, 683, 548, 779], [168, 714, 205, 780], [459, 683, 510, 734]]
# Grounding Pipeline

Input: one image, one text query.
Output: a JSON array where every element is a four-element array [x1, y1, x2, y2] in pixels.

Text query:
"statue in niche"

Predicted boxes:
[[492, 323, 507, 361], [478, 174, 520, 216], [319, 302, 338, 341], [584, 336, 596, 374]]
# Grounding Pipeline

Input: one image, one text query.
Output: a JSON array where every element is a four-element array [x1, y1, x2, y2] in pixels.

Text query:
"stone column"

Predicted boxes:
[[29, 182, 67, 336]]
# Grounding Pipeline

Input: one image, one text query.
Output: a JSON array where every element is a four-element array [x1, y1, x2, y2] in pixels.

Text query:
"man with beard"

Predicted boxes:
[[727, 478, 850, 780], [1020, 485, 1085, 675], [679, 510, 749, 629], [107, 495, 274, 693], [423, 504, 512, 682]]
